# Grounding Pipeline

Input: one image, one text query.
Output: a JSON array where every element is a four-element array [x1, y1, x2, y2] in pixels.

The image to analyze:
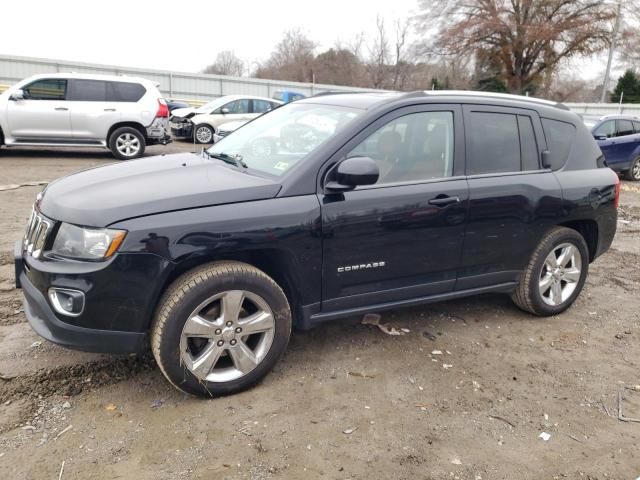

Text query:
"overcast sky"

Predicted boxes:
[[0, 0, 613, 82]]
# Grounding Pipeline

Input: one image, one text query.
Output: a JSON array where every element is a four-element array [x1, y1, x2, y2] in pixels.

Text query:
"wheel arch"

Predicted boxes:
[[152, 249, 303, 329], [558, 219, 599, 262], [107, 122, 146, 142]]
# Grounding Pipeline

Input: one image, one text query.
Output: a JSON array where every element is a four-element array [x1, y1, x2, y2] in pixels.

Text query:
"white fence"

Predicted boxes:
[[1, 54, 640, 115], [0, 54, 378, 104], [565, 102, 640, 116]]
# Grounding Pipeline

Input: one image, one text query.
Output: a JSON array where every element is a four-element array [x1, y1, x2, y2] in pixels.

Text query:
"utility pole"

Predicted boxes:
[[601, 0, 623, 103]]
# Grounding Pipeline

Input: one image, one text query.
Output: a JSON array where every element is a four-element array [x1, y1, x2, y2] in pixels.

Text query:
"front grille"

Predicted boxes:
[[23, 208, 54, 258]]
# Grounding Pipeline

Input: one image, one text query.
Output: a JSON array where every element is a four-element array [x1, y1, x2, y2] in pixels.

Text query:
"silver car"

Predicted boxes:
[[0, 73, 170, 159]]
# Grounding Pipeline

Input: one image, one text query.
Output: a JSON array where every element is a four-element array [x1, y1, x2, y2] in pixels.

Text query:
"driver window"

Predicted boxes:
[[348, 111, 454, 185], [223, 99, 250, 114], [23, 79, 67, 100], [594, 120, 615, 139]]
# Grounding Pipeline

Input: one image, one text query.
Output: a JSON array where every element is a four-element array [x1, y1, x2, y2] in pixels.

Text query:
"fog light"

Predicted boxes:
[[48, 288, 85, 317]]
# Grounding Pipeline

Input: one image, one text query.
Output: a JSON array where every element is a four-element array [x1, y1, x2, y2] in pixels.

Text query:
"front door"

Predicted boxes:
[[6, 78, 72, 140], [319, 105, 469, 313]]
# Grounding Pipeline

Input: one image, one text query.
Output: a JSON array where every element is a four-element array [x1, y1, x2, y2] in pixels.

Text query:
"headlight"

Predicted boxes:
[[51, 223, 127, 260]]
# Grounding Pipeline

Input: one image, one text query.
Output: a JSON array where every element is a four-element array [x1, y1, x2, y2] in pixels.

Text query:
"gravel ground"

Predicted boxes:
[[0, 141, 639, 480]]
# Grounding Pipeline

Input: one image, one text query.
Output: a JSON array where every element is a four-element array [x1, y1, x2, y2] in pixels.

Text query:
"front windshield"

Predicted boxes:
[[196, 98, 225, 113], [206, 102, 362, 176]]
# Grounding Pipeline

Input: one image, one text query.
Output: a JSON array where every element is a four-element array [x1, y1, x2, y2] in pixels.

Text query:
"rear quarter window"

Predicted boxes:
[[541, 118, 576, 169], [107, 82, 146, 102]]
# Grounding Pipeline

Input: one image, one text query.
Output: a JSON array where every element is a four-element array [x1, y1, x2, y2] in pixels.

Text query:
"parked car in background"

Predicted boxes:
[[0, 73, 170, 160], [213, 119, 248, 143], [166, 99, 190, 112], [586, 114, 640, 180], [15, 91, 618, 397], [272, 90, 305, 103], [170, 95, 282, 144]]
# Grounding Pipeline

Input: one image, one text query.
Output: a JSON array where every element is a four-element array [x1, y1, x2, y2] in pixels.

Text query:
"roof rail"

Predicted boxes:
[[423, 90, 569, 110]]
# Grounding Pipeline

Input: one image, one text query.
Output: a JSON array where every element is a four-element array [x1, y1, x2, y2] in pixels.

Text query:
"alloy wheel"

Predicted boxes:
[[116, 133, 141, 157], [538, 243, 582, 306], [195, 126, 213, 144], [179, 290, 275, 382]]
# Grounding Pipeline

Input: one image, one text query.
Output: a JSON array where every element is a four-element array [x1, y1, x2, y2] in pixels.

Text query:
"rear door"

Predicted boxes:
[[6, 78, 71, 140], [66, 79, 121, 141], [457, 105, 563, 290], [320, 104, 469, 312]]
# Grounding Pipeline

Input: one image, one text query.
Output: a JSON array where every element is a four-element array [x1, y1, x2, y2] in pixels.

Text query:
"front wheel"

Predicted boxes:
[[151, 261, 292, 397], [625, 156, 640, 181], [194, 124, 214, 144], [512, 227, 589, 316], [109, 127, 146, 160]]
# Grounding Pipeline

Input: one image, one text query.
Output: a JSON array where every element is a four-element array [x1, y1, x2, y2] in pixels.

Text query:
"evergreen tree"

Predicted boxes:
[[611, 70, 640, 103]]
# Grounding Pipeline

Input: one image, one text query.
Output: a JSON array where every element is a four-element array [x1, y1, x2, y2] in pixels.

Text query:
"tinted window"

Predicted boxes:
[[634, 121, 640, 133], [541, 118, 576, 168], [518, 115, 539, 171], [108, 82, 146, 102], [349, 111, 454, 184], [252, 99, 274, 113], [593, 120, 615, 138], [23, 79, 66, 100], [222, 99, 250, 114], [467, 112, 520, 175], [617, 119, 634, 137], [67, 79, 108, 101]]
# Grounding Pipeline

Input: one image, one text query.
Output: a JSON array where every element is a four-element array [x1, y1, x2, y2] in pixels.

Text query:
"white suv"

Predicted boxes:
[[0, 73, 170, 159]]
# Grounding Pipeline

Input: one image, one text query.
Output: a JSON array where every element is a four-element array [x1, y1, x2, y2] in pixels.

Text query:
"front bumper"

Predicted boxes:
[[14, 241, 169, 354], [170, 122, 193, 138]]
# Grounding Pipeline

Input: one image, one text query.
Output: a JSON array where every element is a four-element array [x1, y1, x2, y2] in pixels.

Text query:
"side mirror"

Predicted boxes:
[[221, 107, 230, 114], [325, 156, 379, 192], [594, 134, 607, 141], [9, 89, 24, 101], [541, 150, 552, 169]]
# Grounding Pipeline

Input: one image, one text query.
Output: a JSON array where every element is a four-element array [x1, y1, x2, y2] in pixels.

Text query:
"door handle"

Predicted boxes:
[[104, 108, 116, 112], [54, 107, 69, 111], [428, 196, 460, 207]]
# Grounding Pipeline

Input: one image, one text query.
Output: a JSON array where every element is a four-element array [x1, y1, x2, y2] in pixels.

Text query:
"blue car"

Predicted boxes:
[[586, 115, 640, 180]]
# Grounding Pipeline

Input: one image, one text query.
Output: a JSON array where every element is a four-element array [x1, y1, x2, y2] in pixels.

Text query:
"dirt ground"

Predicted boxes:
[[0, 141, 639, 480]]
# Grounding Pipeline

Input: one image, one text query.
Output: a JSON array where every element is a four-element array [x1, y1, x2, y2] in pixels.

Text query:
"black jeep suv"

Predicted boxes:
[[15, 91, 618, 397]]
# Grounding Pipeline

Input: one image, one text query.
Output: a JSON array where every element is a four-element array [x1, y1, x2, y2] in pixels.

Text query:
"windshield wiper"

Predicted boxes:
[[203, 150, 247, 169]]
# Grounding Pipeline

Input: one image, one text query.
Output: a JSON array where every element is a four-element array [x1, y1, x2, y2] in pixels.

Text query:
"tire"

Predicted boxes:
[[151, 261, 292, 397], [194, 124, 214, 144], [625, 156, 640, 181], [512, 227, 589, 316], [108, 127, 146, 160]]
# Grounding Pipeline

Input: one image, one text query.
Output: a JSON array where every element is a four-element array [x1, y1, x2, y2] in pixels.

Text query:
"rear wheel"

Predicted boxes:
[[151, 261, 292, 397], [512, 227, 589, 316], [625, 156, 640, 181], [109, 127, 146, 160], [194, 124, 214, 144]]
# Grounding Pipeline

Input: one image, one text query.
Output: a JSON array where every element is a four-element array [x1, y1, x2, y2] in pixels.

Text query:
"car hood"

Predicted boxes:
[[170, 107, 198, 118], [40, 153, 281, 227]]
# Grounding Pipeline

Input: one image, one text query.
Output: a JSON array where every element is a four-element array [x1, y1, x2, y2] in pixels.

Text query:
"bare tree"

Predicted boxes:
[[365, 16, 390, 89], [255, 29, 317, 82], [203, 51, 245, 77], [415, 0, 615, 94], [391, 19, 412, 89]]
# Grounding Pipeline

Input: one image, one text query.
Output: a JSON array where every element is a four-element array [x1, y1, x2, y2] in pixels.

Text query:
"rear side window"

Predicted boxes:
[[541, 118, 576, 168], [467, 112, 540, 175], [634, 121, 640, 133], [108, 82, 146, 102], [67, 79, 108, 101], [617, 119, 634, 137], [23, 79, 67, 100]]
